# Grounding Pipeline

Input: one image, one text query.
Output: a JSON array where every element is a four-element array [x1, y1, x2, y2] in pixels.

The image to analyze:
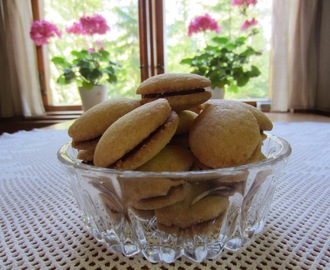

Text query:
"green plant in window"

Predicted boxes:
[[30, 14, 120, 90], [180, 1, 262, 93], [52, 49, 119, 89]]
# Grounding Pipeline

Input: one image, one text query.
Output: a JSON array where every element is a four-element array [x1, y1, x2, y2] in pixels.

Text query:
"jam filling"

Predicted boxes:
[[142, 88, 205, 98], [112, 112, 177, 168]]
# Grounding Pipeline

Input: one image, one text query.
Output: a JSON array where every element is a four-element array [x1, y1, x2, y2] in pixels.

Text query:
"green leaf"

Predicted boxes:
[[51, 57, 70, 68], [99, 50, 110, 59], [90, 68, 102, 80], [249, 65, 261, 77], [56, 76, 66, 85], [82, 81, 94, 90], [56, 69, 75, 85], [105, 66, 115, 74], [71, 50, 88, 59], [235, 36, 247, 45], [225, 42, 237, 51], [236, 74, 249, 87], [180, 58, 193, 65], [227, 84, 239, 93], [79, 66, 92, 79], [107, 73, 117, 83], [212, 36, 229, 44], [75, 58, 90, 68]]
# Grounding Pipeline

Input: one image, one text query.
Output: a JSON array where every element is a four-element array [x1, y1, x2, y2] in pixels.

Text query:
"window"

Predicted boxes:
[[164, 0, 272, 100], [41, 0, 140, 109], [32, 0, 271, 110]]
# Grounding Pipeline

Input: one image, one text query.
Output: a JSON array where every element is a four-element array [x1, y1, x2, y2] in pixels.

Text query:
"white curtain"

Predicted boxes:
[[0, 0, 45, 118], [270, 0, 330, 112]]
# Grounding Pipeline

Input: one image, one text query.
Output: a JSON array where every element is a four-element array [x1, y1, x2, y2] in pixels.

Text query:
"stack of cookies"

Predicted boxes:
[[68, 73, 273, 237]]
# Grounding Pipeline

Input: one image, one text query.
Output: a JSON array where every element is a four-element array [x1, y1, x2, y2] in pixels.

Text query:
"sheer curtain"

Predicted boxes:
[[270, 0, 330, 112], [0, 0, 45, 118]]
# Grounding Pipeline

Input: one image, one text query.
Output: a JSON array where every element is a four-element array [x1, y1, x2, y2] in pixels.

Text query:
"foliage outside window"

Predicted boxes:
[[165, 0, 272, 100], [44, 0, 139, 106], [43, 0, 271, 106]]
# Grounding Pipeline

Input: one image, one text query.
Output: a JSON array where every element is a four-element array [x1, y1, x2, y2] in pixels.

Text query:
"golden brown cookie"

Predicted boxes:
[[137, 144, 194, 172], [94, 99, 179, 170], [155, 182, 228, 235], [206, 99, 273, 132], [136, 73, 212, 111], [189, 100, 261, 168], [245, 140, 263, 164], [239, 102, 273, 131], [176, 110, 198, 135], [90, 176, 125, 224], [157, 211, 226, 238], [71, 138, 99, 151], [77, 149, 95, 163], [68, 98, 141, 143], [99, 192, 124, 224], [120, 177, 187, 210], [114, 111, 179, 170]]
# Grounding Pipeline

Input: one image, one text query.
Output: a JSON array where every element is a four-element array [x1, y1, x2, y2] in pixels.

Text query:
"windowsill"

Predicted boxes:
[[0, 111, 81, 134], [0, 99, 276, 134]]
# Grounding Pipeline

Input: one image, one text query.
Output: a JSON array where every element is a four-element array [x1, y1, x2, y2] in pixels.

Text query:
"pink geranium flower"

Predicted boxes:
[[241, 18, 258, 30], [188, 13, 221, 37], [30, 20, 62, 46], [79, 14, 110, 35], [231, 0, 257, 7], [66, 22, 84, 34]]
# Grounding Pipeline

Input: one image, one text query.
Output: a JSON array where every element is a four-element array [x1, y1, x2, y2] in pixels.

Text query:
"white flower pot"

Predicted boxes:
[[205, 86, 225, 99], [78, 85, 108, 111]]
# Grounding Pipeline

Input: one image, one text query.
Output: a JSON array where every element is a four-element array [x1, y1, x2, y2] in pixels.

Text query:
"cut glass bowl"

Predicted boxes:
[[57, 133, 291, 263]]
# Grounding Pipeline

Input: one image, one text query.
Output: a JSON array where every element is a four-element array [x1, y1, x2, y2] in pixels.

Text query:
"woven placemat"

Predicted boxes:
[[1, 122, 329, 269]]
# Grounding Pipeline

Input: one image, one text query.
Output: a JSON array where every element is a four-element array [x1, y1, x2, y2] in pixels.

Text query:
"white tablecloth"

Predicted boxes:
[[0, 122, 329, 269]]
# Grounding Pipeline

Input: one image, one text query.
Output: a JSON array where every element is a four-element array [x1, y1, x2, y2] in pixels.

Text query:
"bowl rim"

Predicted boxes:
[[57, 133, 292, 178]]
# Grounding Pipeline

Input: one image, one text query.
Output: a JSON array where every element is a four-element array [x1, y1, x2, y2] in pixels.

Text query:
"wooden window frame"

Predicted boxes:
[[31, 0, 164, 112], [138, 0, 164, 81]]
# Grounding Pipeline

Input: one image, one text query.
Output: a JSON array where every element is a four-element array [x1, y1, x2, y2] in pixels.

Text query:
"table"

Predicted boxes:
[[1, 122, 329, 269]]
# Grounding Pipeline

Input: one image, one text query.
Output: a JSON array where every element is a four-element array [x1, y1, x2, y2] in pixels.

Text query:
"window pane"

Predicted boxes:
[[164, 0, 272, 100], [44, 0, 139, 106]]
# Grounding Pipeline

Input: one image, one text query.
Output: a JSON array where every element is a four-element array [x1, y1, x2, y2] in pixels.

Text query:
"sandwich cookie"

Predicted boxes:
[[189, 99, 262, 169], [239, 101, 273, 132], [120, 177, 187, 211], [155, 182, 229, 236], [169, 110, 198, 149], [94, 99, 179, 170], [91, 177, 126, 224], [69, 98, 141, 150], [77, 149, 95, 164], [175, 110, 198, 135], [136, 73, 212, 111], [137, 144, 194, 172]]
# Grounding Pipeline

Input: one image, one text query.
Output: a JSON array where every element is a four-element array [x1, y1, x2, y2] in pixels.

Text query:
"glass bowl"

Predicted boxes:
[[57, 133, 291, 263]]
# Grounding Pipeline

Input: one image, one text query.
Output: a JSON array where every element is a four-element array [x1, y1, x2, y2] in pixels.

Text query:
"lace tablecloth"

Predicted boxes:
[[1, 122, 329, 270]]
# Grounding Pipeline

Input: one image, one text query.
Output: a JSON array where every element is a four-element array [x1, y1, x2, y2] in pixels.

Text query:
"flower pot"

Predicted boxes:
[[205, 86, 225, 99], [78, 85, 108, 111]]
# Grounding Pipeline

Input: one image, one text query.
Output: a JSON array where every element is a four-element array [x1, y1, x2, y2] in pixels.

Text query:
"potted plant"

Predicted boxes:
[[30, 14, 120, 110], [180, 0, 262, 98]]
